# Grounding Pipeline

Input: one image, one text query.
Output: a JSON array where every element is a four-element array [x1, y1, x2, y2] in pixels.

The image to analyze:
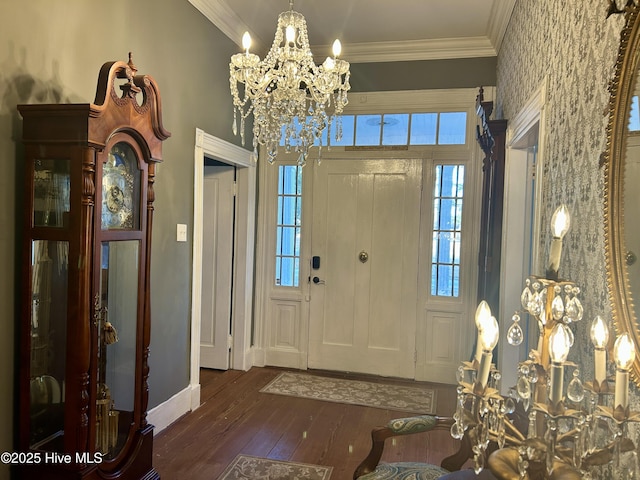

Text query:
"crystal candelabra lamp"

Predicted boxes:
[[452, 205, 640, 479], [229, 0, 351, 166]]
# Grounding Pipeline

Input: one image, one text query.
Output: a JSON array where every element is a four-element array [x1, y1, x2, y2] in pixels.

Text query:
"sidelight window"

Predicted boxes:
[[431, 164, 464, 297], [275, 165, 303, 287]]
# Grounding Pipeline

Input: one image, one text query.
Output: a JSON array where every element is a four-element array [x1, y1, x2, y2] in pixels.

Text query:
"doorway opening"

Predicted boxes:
[[200, 161, 237, 370], [189, 129, 256, 412]]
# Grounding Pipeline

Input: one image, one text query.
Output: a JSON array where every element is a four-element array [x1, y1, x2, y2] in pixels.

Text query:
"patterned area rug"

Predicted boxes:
[[217, 455, 332, 480], [260, 372, 436, 414]]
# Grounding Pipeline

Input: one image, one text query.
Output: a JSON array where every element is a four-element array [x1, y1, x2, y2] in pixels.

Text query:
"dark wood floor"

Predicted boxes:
[[153, 367, 462, 480]]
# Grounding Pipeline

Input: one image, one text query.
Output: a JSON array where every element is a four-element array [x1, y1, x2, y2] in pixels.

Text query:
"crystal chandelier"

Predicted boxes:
[[452, 205, 640, 479], [229, 0, 351, 166]]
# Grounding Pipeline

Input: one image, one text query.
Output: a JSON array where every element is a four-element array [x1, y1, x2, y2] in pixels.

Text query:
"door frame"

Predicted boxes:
[[498, 78, 547, 393], [189, 128, 255, 411], [253, 88, 485, 383]]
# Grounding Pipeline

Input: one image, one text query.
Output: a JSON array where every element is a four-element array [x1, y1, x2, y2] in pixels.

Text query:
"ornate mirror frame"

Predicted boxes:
[[605, 2, 640, 386]]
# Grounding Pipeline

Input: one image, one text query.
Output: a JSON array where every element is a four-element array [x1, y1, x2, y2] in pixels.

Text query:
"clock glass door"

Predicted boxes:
[[96, 139, 144, 459], [30, 239, 68, 450], [96, 240, 139, 457]]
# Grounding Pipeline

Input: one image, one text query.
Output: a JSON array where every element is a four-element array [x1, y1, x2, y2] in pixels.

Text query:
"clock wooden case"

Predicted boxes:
[[17, 54, 170, 479]]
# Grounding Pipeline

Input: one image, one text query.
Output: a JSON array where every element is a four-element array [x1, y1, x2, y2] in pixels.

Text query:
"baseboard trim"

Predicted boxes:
[[252, 346, 266, 367], [148, 383, 200, 435]]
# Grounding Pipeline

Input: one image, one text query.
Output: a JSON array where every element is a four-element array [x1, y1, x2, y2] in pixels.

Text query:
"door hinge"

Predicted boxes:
[[227, 334, 233, 350], [233, 181, 238, 196]]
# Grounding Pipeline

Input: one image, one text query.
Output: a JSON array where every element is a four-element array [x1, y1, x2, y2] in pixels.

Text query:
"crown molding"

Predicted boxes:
[[188, 0, 266, 49], [189, 0, 500, 63], [320, 37, 496, 64], [487, 0, 517, 54]]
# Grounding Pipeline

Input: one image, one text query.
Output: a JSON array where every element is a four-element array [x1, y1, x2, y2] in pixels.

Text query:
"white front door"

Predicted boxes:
[[308, 159, 422, 378], [200, 165, 235, 369]]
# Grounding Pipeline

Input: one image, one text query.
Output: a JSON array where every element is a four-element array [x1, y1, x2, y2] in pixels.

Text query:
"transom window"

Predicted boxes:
[[280, 112, 467, 147], [275, 165, 302, 287], [431, 164, 464, 297]]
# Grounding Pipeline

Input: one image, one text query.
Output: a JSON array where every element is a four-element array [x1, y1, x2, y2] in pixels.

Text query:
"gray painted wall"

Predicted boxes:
[[0, 2, 497, 480], [0, 1, 239, 478], [349, 57, 497, 92]]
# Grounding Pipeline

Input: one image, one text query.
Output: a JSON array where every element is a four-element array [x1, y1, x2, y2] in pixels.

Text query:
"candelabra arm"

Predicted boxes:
[[488, 430, 523, 447], [502, 418, 526, 442]]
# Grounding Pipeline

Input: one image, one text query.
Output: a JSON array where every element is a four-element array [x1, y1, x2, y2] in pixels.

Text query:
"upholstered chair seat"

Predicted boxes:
[[357, 461, 450, 479], [354, 415, 497, 480]]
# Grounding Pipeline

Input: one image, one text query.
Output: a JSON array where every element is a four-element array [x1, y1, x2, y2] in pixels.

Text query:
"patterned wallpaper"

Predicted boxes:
[[496, 1, 625, 383]]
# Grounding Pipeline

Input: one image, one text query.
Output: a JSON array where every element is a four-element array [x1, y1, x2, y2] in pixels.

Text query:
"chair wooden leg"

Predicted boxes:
[[441, 431, 473, 472], [353, 426, 393, 479]]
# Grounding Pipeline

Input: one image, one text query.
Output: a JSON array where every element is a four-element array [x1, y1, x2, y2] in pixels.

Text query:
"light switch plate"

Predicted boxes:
[[177, 223, 187, 242]]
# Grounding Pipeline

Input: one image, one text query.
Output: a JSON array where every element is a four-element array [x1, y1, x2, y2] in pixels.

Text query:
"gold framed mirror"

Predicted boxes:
[[605, 3, 640, 386]]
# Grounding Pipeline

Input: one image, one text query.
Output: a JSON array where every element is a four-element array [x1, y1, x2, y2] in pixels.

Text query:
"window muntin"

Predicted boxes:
[[279, 111, 467, 147], [431, 164, 464, 297], [382, 114, 410, 145], [275, 165, 302, 287], [409, 113, 438, 145], [355, 115, 382, 146], [331, 115, 356, 146]]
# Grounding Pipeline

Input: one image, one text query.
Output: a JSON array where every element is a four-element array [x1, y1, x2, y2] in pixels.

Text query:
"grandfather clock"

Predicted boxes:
[[17, 54, 170, 479], [475, 87, 507, 316]]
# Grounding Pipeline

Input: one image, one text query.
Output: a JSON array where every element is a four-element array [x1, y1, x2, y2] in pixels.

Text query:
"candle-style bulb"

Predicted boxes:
[[242, 31, 252, 52], [591, 315, 609, 386], [286, 25, 296, 44], [548, 323, 571, 405], [614, 333, 635, 411], [549, 324, 571, 363], [590, 315, 609, 349], [475, 300, 492, 328], [332, 39, 342, 57], [477, 314, 499, 389], [614, 334, 635, 370], [547, 204, 570, 280], [550, 204, 570, 239], [474, 301, 492, 363], [479, 315, 499, 351]]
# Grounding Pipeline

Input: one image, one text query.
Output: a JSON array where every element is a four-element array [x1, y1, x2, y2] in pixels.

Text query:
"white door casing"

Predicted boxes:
[[200, 165, 235, 370], [499, 78, 547, 394], [189, 129, 255, 413]]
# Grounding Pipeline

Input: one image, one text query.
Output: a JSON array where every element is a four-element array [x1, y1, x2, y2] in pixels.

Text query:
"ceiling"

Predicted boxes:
[[188, 0, 517, 63]]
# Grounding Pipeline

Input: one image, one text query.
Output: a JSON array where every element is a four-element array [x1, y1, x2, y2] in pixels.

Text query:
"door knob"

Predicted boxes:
[[359, 251, 369, 263], [312, 276, 325, 285]]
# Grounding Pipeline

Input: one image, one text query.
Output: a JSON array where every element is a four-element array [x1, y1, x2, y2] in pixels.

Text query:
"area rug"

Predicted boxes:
[[260, 372, 436, 414], [217, 454, 332, 480]]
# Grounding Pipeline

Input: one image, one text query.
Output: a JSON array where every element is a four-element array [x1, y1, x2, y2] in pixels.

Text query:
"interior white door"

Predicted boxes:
[[308, 159, 422, 378], [200, 165, 235, 370]]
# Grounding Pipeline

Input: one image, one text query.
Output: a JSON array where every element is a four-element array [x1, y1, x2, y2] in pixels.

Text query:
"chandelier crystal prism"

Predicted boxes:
[[229, 0, 351, 166]]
